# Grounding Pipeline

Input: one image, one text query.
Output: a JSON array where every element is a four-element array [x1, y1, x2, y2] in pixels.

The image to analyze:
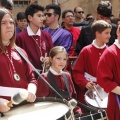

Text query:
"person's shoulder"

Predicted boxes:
[[17, 29, 27, 37], [41, 30, 51, 36], [60, 28, 72, 36]]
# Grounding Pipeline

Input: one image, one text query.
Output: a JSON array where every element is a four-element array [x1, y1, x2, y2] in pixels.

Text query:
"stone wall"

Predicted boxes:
[[13, 0, 120, 20]]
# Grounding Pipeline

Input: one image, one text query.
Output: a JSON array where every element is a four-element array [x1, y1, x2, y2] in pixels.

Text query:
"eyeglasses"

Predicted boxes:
[[76, 11, 84, 14], [65, 15, 74, 18], [44, 13, 56, 17]]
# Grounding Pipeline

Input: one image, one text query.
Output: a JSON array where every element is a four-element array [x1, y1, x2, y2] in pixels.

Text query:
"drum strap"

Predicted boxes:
[[47, 71, 70, 98]]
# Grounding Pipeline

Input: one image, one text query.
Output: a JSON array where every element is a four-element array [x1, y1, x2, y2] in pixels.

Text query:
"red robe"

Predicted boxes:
[[72, 44, 107, 104], [16, 30, 53, 71], [36, 70, 81, 114], [0, 45, 37, 100], [97, 44, 120, 120]]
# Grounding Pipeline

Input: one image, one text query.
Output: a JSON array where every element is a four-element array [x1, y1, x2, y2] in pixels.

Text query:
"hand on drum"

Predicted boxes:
[[0, 98, 10, 112], [26, 92, 36, 102], [86, 81, 96, 90]]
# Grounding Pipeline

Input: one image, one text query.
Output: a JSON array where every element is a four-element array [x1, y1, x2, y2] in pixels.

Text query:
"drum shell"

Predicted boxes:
[[1, 97, 73, 120]]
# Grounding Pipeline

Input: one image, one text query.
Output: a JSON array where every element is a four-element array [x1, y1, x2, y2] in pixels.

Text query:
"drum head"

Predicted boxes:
[[85, 85, 108, 109], [1, 97, 72, 120]]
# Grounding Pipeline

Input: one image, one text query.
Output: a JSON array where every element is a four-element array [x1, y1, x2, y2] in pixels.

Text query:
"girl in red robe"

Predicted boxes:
[[97, 25, 120, 120], [36, 46, 81, 114], [0, 9, 37, 113], [72, 20, 112, 112]]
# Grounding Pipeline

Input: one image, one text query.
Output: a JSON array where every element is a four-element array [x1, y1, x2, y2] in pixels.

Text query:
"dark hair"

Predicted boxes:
[[62, 9, 74, 18], [97, 1, 112, 17], [0, 9, 15, 53], [92, 20, 112, 37], [45, 4, 61, 20], [25, 4, 44, 23], [1, 0, 14, 10], [16, 12, 26, 20]]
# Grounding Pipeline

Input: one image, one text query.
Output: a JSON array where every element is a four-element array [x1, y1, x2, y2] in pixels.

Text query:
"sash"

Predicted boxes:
[[84, 72, 97, 82], [45, 28, 63, 43]]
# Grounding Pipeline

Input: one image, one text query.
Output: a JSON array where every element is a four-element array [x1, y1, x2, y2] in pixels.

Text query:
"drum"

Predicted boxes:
[[85, 85, 108, 109], [1, 97, 74, 120]]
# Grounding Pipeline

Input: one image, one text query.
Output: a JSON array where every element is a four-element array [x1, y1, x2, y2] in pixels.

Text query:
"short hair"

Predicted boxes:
[[97, 1, 112, 17], [45, 4, 61, 20], [25, 4, 44, 23], [62, 9, 74, 18], [0, 8, 15, 53], [92, 20, 112, 36], [16, 12, 26, 20], [1, 0, 14, 10]]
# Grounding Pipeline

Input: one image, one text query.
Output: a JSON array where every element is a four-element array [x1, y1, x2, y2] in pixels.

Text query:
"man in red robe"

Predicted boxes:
[[72, 20, 111, 112], [97, 25, 120, 120]]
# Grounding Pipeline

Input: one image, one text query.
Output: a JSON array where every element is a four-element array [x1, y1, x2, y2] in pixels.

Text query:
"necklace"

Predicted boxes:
[[5, 50, 20, 81], [31, 36, 43, 62]]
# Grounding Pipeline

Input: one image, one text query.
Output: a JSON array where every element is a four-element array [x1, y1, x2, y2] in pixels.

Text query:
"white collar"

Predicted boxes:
[[92, 39, 106, 49], [49, 67, 63, 75], [114, 39, 120, 49], [27, 25, 41, 36]]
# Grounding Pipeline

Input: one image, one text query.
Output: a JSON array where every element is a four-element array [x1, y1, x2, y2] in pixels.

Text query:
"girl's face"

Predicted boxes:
[[1, 14, 14, 44], [50, 52, 67, 73]]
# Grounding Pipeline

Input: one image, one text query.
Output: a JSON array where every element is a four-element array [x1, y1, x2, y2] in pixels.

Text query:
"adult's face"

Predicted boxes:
[[62, 12, 75, 26], [74, 7, 85, 19], [45, 9, 58, 25]]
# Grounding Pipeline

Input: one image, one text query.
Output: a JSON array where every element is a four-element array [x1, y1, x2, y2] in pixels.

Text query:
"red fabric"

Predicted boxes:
[[72, 44, 107, 104], [68, 27, 80, 56], [16, 30, 53, 70], [36, 71, 81, 114], [97, 44, 120, 120], [0, 45, 37, 100]]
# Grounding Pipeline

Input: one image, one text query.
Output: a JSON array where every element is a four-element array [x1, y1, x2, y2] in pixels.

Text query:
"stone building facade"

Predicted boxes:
[[13, 0, 120, 20]]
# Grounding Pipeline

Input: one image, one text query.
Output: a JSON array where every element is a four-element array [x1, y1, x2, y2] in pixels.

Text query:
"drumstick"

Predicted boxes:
[[42, 53, 47, 73], [7, 89, 28, 107], [88, 79, 103, 101], [93, 85, 103, 101]]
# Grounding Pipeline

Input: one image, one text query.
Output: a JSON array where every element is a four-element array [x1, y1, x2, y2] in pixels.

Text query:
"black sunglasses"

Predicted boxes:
[[45, 13, 56, 17], [77, 11, 84, 14]]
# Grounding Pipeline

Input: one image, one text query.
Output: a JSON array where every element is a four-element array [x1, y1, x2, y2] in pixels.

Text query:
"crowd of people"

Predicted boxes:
[[0, 0, 120, 120]]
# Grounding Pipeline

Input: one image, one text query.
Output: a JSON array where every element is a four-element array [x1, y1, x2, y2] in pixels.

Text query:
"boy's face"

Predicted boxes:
[[96, 28, 111, 44], [28, 11, 44, 28], [17, 19, 27, 30]]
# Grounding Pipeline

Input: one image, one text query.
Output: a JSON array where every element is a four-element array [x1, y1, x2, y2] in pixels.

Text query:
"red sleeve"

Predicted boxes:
[[72, 47, 89, 90], [97, 48, 118, 93]]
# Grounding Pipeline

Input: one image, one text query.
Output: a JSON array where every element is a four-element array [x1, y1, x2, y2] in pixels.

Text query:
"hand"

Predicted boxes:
[[26, 92, 36, 102], [0, 98, 10, 112], [86, 81, 96, 90]]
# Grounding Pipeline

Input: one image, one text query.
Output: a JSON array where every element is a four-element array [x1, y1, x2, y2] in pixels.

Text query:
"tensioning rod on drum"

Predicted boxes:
[[15, 46, 64, 99]]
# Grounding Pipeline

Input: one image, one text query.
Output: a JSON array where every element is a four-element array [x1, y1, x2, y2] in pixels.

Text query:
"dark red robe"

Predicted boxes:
[[97, 44, 120, 120]]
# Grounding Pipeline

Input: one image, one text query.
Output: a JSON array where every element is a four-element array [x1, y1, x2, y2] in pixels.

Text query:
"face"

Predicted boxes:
[[74, 7, 84, 19], [1, 14, 14, 43], [63, 12, 75, 26], [45, 9, 58, 25], [50, 52, 67, 73], [96, 28, 111, 45], [28, 11, 44, 28], [17, 19, 27, 30]]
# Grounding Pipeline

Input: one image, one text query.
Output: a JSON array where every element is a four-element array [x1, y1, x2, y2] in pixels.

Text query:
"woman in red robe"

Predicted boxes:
[[97, 25, 120, 120], [0, 9, 37, 113]]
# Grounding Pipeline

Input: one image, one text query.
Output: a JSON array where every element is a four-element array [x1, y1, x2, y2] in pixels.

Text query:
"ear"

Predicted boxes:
[[95, 31, 100, 37], [49, 57, 53, 63], [28, 15, 32, 22]]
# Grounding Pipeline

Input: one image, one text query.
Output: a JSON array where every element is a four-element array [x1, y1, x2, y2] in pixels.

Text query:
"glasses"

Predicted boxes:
[[45, 13, 56, 17], [76, 11, 84, 14], [65, 15, 74, 18]]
